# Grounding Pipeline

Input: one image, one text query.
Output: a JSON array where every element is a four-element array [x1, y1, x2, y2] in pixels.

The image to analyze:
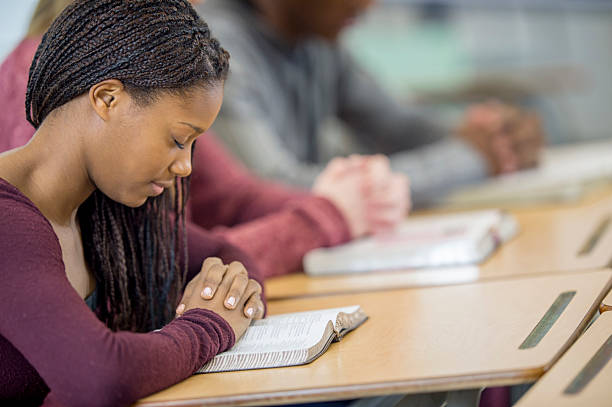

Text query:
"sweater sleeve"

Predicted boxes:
[[0, 188, 235, 407], [214, 196, 351, 279], [188, 132, 309, 227], [336, 47, 446, 152], [187, 133, 351, 279], [335, 49, 488, 207]]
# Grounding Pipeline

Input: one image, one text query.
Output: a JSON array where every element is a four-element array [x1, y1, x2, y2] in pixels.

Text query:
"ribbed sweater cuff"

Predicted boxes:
[[173, 308, 235, 372]]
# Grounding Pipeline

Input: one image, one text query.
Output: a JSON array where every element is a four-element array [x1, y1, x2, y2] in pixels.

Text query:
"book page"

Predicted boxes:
[[219, 306, 360, 355], [198, 306, 360, 373]]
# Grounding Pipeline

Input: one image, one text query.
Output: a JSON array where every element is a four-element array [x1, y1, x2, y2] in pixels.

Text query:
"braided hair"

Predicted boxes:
[[25, 0, 229, 332]]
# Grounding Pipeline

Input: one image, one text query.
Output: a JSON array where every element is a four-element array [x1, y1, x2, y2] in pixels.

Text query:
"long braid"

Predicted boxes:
[[77, 180, 192, 331], [28, 0, 229, 332]]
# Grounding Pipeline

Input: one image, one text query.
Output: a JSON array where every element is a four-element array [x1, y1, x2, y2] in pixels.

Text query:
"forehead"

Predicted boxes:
[[140, 85, 224, 129]]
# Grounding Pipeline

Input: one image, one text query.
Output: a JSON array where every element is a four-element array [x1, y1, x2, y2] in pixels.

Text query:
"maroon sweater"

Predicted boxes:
[[0, 38, 351, 279], [0, 178, 245, 407]]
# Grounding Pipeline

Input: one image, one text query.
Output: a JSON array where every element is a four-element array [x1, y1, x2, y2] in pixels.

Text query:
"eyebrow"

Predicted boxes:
[[179, 121, 204, 134]]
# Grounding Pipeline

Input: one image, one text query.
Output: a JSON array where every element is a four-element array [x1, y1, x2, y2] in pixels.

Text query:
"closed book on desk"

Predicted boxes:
[[303, 210, 517, 275], [198, 305, 367, 373]]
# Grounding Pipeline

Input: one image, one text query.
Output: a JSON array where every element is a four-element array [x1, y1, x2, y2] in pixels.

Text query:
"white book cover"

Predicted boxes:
[[303, 210, 518, 275]]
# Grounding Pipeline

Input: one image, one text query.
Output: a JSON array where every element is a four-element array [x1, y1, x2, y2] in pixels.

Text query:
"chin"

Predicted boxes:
[[112, 193, 148, 208], [127, 197, 149, 208]]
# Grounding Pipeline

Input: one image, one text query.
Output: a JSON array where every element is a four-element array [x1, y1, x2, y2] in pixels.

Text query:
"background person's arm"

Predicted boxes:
[[188, 132, 311, 227], [187, 133, 351, 279], [335, 48, 488, 207], [211, 100, 326, 187]]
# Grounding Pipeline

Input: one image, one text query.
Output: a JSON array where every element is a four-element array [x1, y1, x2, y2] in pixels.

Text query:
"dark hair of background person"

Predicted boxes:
[[25, 0, 230, 332]]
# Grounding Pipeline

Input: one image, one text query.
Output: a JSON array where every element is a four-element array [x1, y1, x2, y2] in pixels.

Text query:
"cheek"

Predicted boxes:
[[87, 113, 171, 207], [119, 126, 167, 174]]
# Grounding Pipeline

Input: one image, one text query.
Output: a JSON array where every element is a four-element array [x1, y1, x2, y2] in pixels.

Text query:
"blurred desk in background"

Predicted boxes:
[[440, 139, 612, 209]]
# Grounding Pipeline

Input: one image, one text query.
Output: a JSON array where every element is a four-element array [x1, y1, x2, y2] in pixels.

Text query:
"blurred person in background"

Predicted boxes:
[[0, 0, 410, 280], [197, 0, 545, 208]]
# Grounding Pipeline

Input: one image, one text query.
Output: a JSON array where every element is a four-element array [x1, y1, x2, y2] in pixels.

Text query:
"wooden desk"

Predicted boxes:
[[138, 270, 611, 407], [265, 193, 612, 300], [481, 193, 612, 277], [515, 311, 612, 407], [600, 288, 612, 313]]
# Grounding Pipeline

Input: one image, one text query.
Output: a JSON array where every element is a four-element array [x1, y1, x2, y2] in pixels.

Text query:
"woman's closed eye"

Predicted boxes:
[[173, 138, 185, 150]]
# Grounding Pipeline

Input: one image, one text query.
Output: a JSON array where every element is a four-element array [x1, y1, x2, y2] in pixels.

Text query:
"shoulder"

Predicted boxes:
[[198, 0, 276, 70], [0, 178, 49, 225], [0, 178, 62, 268]]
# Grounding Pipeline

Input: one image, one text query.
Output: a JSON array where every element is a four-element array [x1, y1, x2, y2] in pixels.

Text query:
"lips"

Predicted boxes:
[[150, 180, 174, 196], [153, 180, 175, 189]]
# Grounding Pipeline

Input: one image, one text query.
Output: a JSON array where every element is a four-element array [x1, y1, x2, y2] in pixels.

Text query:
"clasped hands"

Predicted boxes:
[[458, 100, 545, 175], [175, 257, 264, 340], [313, 154, 410, 239]]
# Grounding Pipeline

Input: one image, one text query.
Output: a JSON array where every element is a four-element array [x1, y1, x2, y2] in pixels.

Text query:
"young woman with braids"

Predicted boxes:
[[0, 0, 411, 280], [0, 1, 267, 406]]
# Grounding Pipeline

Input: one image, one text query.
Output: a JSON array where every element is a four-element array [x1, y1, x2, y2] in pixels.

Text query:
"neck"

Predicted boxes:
[[6, 115, 95, 226]]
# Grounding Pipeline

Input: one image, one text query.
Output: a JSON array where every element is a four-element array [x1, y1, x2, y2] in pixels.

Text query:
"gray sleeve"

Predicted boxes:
[[335, 49, 447, 153], [334, 49, 488, 205], [390, 138, 489, 208], [211, 109, 323, 187], [206, 20, 324, 187]]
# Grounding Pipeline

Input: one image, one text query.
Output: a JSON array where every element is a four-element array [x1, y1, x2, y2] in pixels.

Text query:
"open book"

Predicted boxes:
[[303, 210, 517, 275], [197, 306, 367, 373]]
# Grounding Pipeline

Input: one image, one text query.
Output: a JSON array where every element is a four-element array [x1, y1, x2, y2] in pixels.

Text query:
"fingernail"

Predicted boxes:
[[201, 286, 213, 298], [246, 307, 254, 317], [226, 296, 236, 307], [176, 303, 185, 314]]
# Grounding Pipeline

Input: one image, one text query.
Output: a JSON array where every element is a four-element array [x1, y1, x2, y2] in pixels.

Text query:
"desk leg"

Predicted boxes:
[[445, 388, 483, 407]]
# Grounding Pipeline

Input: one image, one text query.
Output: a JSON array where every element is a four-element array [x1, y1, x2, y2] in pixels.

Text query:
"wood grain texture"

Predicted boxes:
[[137, 270, 612, 407], [265, 193, 612, 300], [515, 311, 612, 407]]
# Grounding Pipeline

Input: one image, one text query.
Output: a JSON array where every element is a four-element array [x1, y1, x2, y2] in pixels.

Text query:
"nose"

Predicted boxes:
[[170, 149, 192, 178]]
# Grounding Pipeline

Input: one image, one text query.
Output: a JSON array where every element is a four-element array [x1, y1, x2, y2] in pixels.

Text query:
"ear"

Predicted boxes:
[[88, 79, 126, 121]]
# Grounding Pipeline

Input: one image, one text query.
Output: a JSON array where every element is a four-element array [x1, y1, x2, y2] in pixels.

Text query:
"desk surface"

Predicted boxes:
[[515, 311, 612, 407], [138, 270, 611, 407], [601, 288, 612, 313], [265, 193, 612, 300]]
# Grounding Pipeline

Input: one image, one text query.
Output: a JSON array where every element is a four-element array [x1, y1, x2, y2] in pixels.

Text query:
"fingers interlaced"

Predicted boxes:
[[242, 280, 264, 319], [201, 263, 228, 299], [223, 262, 249, 309]]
